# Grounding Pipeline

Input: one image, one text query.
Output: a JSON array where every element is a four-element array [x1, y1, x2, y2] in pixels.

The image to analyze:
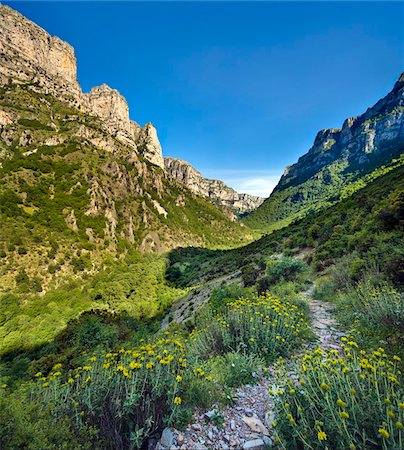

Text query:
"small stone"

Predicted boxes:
[[224, 434, 231, 443], [242, 417, 269, 436], [160, 428, 174, 448], [192, 424, 201, 431], [242, 438, 265, 450], [177, 435, 184, 445], [208, 431, 214, 441], [262, 436, 274, 447], [230, 420, 236, 431], [244, 408, 254, 417]]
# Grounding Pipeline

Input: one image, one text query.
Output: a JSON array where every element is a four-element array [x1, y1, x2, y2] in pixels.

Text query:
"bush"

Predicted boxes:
[[272, 339, 403, 449], [0, 389, 95, 449], [32, 331, 212, 449], [191, 292, 308, 363], [258, 257, 307, 293], [266, 257, 306, 284], [205, 352, 262, 388], [208, 284, 251, 314], [313, 276, 337, 301]]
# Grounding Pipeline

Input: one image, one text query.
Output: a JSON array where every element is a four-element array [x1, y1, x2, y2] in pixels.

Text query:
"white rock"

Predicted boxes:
[[242, 439, 266, 450]]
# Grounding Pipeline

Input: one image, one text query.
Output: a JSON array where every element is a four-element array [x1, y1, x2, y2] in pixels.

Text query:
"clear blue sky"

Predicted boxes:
[[7, 1, 404, 196]]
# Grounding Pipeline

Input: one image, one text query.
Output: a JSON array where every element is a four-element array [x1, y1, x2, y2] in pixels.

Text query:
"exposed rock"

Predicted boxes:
[[242, 438, 266, 450], [151, 199, 168, 218], [275, 73, 404, 192], [159, 428, 175, 448], [241, 417, 269, 436], [245, 72, 404, 229], [86, 84, 136, 136], [137, 123, 165, 169], [164, 157, 264, 217], [0, 5, 165, 168], [0, 6, 79, 88], [204, 410, 217, 421], [0, 110, 14, 126], [64, 209, 79, 232]]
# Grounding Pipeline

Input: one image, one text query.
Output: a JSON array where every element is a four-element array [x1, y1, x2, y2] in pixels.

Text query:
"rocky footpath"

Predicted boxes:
[[165, 158, 264, 218], [155, 288, 343, 450]]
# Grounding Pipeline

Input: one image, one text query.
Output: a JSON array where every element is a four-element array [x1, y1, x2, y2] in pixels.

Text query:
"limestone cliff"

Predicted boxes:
[[275, 73, 404, 192], [164, 157, 264, 217], [244, 72, 404, 230], [0, 5, 165, 169]]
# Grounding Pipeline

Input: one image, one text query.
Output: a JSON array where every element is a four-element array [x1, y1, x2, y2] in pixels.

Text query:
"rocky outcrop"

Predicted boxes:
[[0, 5, 165, 169], [276, 73, 404, 191], [137, 123, 165, 169], [244, 73, 404, 230], [0, 5, 80, 93], [164, 158, 264, 217]]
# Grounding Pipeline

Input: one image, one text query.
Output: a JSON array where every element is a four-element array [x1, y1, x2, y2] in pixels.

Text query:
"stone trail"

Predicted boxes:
[[155, 286, 344, 450]]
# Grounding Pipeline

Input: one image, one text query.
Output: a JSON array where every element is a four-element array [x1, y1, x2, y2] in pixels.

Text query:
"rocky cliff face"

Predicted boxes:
[[0, 5, 251, 291], [276, 74, 404, 192], [244, 73, 404, 231], [0, 5, 165, 169], [164, 157, 264, 217]]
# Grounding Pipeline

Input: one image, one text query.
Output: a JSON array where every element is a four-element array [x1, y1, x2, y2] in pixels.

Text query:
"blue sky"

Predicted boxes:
[[7, 1, 404, 196]]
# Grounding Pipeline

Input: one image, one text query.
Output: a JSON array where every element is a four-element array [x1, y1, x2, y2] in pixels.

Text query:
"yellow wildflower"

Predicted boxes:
[[337, 399, 348, 408], [173, 396, 182, 405], [317, 430, 327, 441], [378, 428, 389, 439], [387, 410, 395, 419]]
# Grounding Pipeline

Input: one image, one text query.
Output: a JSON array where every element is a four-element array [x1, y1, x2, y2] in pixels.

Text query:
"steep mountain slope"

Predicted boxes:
[[164, 157, 264, 218], [243, 73, 404, 231], [168, 163, 404, 288], [0, 6, 251, 294]]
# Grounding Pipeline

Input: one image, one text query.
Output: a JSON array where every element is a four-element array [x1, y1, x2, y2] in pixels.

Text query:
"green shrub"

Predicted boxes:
[[0, 389, 95, 449], [208, 284, 251, 314], [266, 257, 306, 284], [191, 292, 308, 363], [313, 276, 337, 301], [205, 352, 262, 388], [32, 332, 212, 449], [272, 339, 403, 449]]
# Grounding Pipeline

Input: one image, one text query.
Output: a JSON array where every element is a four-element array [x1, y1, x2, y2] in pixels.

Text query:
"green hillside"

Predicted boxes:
[[0, 83, 251, 295], [168, 162, 404, 288]]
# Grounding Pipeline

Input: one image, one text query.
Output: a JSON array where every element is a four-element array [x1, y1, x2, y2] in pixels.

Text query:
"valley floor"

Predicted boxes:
[[156, 286, 344, 450]]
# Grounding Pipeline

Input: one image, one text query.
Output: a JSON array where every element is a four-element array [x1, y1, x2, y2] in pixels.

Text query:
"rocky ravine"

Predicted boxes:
[[165, 158, 264, 218], [155, 288, 343, 450]]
